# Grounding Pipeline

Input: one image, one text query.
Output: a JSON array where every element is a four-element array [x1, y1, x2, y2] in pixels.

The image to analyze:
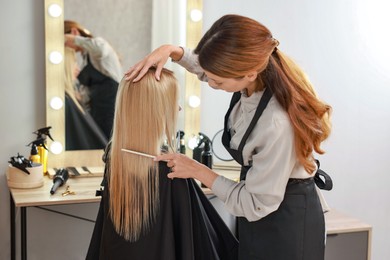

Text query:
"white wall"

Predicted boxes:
[[64, 0, 153, 71], [200, 0, 390, 259]]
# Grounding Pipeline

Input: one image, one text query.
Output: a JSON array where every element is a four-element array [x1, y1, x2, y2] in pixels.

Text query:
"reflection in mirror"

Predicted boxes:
[[64, 1, 152, 151], [63, 46, 109, 151], [64, 0, 153, 72], [45, 0, 201, 168]]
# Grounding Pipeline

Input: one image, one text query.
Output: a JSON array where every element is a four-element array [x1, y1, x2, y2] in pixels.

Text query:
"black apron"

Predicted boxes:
[[78, 56, 118, 139], [65, 95, 108, 150], [222, 88, 326, 260]]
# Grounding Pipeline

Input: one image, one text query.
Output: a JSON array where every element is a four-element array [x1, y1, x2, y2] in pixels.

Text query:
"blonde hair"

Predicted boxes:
[[64, 47, 84, 113], [108, 68, 179, 241]]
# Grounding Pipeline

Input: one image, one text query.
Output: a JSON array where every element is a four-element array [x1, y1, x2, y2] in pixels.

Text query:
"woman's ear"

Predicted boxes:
[[245, 70, 258, 82]]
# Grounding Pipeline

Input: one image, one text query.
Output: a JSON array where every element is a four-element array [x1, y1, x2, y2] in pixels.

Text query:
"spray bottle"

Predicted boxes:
[[29, 144, 41, 164], [161, 139, 169, 153], [193, 132, 211, 163], [27, 138, 48, 175], [32, 126, 53, 175], [200, 135, 213, 188], [177, 130, 186, 154]]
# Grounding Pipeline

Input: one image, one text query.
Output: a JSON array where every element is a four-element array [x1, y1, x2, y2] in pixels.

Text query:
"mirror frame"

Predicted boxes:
[[45, 0, 202, 168]]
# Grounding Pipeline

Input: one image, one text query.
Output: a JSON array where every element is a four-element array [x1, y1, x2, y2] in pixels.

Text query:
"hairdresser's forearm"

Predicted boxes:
[[166, 45, 184, 61], [193, 165, 219, 189], [175, 47, 208, 82]]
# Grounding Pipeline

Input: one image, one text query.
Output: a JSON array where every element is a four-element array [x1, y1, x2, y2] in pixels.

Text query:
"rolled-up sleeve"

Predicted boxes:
[[74, 36, 107, 59], [175, 47, 208, 82]]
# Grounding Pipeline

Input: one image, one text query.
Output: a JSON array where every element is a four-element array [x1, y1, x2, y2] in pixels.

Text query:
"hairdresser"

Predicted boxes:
[[64, 20, 122, 139], [126, 14, 332, 260]]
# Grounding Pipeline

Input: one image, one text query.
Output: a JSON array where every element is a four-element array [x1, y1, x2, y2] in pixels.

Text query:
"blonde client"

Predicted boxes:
[[86, 68, 238, 260]]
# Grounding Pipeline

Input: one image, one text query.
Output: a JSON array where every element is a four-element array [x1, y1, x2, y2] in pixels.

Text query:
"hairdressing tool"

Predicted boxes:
[[177, 130, 186, 154], [201, 140, 212, 169], [121, 148, 156, 159], [8, 153, 33, 175], [61, 186, 76, 197], [193, 132, 212, 163], [28, 144, 41, 164], [200, 135, 213, 188], [30, 126, 53, 175], [33, 126, 54, 141], [50, 168, 69, 195]]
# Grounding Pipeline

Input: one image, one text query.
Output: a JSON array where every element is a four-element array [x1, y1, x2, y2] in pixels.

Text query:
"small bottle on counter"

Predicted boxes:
[[180, 138, 186, 154], [29, 144, 41, 164], [177, 130, 186, 154], [201, 140, 213, 188]]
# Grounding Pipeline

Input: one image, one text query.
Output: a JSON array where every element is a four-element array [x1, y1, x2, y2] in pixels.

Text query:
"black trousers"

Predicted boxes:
[[238, 179, 325, 260]]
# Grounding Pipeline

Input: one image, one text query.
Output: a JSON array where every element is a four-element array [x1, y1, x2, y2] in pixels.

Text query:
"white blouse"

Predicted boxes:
[[176, 48, 315, 222], [74, 36, 123, 83]]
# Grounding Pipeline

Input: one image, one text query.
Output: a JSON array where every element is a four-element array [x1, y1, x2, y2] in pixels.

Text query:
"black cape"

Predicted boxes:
[[65, 95, 108, 150], [86, 161, 238, 260]]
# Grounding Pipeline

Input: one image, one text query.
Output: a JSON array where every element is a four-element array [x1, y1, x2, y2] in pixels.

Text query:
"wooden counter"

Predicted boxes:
[[8, 169, 372, 260], [325, 208, 372, 235], [9, 175, 103, 208]]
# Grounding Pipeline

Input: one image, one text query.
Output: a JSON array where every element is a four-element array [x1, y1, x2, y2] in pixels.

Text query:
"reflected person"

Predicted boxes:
[[64, 20, 122, 139], [64, 47, 108, 150]]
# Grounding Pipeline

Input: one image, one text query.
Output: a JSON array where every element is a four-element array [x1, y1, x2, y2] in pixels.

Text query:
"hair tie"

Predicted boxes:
[[271, 37, 279, 54], [271, 37, 279, 47]]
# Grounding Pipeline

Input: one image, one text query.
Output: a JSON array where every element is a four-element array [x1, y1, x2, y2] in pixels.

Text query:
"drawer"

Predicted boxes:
[[325, 231, 369, 260]]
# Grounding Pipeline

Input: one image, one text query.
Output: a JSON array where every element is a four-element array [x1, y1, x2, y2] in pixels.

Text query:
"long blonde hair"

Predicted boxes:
[[108, 68, 178, 241], [64, 47, 84, 113]]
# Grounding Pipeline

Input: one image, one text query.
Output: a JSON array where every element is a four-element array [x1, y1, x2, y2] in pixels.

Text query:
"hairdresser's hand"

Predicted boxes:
[[65, 34, 77, 49], [125, 45, 184, 82], [155, 153, 219, 189]]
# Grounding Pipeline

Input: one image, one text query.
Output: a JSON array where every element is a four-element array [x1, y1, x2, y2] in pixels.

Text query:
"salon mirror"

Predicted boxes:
[[45, 0, 202, 168]]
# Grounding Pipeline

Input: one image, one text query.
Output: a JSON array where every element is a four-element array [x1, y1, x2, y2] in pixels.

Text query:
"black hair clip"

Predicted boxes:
[[8, 153, 32, 175]]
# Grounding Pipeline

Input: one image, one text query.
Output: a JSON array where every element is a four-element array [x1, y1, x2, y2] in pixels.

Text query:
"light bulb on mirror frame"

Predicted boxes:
[[50, 141, 63, 155], [188, 95, 201, 108], [49, 51, 63, 64], [188, 136, 198, 150], [48, 4, 62, 18], [190, 9, 203, 22], [49, 96, 63, 110]]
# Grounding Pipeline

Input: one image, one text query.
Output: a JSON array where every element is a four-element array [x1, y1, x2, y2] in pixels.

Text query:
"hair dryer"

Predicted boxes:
[[50, 168, 69, 195]]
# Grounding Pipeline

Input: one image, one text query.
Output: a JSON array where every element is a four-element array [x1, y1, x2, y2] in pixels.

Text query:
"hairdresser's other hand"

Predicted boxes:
[[65, 34, 77, 49], [125, 45, 184, 82], [155, 153, 218, 189]]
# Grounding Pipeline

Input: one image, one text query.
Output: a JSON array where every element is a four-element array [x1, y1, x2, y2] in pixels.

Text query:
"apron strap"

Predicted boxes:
[[224, 92, 241, 131], [237, 87, 273, 152]]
